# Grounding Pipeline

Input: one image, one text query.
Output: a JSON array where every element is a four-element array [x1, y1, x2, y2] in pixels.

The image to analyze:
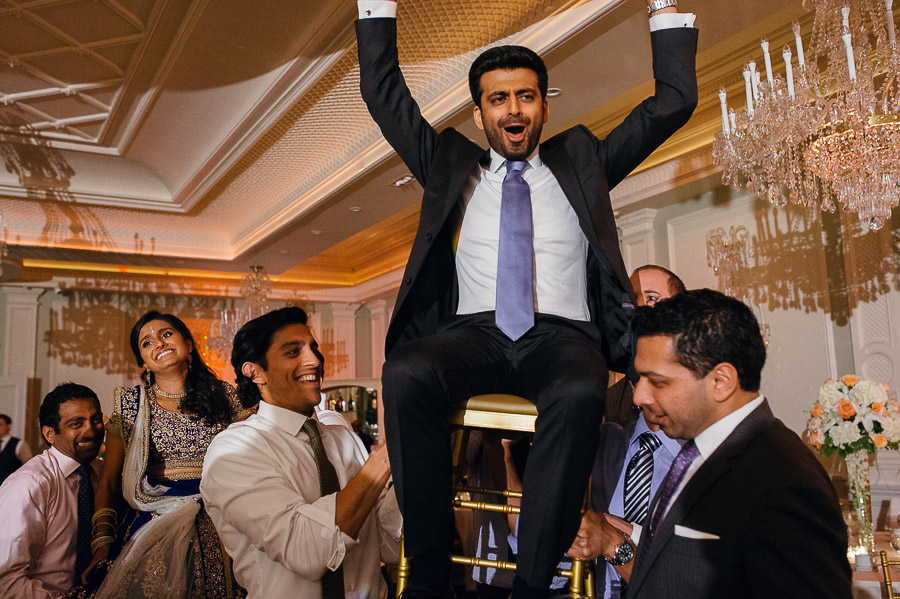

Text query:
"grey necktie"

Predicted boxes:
[[495, 160, 534, 340]]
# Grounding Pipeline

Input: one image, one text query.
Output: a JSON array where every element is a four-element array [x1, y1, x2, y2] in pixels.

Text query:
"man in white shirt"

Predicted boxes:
[[0, 383, 104, 599], [201, 307, 400, 599], [0, 412, 33, 486], [357, 1, 698, 595], [567, 289, 851, 599]]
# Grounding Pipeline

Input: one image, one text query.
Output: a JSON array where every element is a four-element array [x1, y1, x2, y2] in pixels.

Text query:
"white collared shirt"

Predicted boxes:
[[0, 447, 100, 599], [200, 401, 401, 599], [659, 395, 765, 521], [456, 149, 590, 320]]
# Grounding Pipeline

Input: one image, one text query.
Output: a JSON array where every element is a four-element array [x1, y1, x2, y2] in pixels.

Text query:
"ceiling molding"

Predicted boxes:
[[232, 0, 626, 255], [174, 10, 358, 212]]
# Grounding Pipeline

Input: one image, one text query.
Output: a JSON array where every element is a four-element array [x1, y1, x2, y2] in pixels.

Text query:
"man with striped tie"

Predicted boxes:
[[572, 264, 684, 598]]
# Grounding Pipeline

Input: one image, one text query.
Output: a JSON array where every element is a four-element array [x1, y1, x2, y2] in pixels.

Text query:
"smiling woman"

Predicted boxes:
[[78, 311, 253, 599]]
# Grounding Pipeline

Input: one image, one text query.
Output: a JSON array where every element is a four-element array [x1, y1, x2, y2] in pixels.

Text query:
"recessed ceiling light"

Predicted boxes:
[[349, 206, 362, 213], [392, 174, 415, 187], [546, 88, 562, 97], [310, 229, 322, 235]]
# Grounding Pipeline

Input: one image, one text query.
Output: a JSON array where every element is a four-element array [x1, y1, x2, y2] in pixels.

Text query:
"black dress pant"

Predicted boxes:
[[382, 312, 609, 587]]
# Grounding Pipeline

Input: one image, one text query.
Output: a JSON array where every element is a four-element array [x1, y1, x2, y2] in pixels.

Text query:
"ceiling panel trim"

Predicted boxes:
[[232, 0, 626, 256]]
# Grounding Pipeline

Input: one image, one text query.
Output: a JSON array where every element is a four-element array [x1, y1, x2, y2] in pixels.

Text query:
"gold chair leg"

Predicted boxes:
[[396, 530, 410, 598], [570, 557, 584, 597], [584, 565, 595, 598]]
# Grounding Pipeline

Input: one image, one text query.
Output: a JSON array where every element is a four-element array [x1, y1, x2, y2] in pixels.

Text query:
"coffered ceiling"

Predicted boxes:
[[0, 0, 808, 300]]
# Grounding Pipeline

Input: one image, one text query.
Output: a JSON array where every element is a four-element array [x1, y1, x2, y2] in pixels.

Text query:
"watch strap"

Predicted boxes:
[[647, 0, 677, 15]]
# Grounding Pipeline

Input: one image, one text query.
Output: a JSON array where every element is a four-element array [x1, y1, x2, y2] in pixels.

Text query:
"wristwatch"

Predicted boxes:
[[605, 532, 636, 566], [647, 0, 677, 15]]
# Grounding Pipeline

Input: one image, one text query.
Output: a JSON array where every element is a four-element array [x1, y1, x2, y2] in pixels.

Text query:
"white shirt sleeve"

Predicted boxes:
[[200, 433, 358, 580], [648, 12, 696, 31], [374, 479, 402, 563], [358, 1, 396, 19], [630, 522, 643, 545]]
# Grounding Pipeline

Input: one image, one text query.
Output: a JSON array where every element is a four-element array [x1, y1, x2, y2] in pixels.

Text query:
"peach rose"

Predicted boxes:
[[884, 382, 893, 393], [809, 430, 824, 449], [842, 374, 858, 386], [873, 402, 886, 416], [811, 404, 825, 418], [836, 398, 857, 420], [874, 434, 888, 449], [891, 397, 900, 411]]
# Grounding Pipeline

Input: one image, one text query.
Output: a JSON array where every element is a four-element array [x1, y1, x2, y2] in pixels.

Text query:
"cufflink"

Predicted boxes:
[[366, 9, 371, 16]]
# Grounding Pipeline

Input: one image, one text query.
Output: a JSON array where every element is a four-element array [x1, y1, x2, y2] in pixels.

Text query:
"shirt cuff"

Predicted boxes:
[[649, 12, 696, 31], [358, 1, 396, 19], [630, 522, 643, 545]]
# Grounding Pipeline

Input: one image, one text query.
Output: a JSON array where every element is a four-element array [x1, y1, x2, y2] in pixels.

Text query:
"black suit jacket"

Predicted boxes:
[[626, 400, 852, 599], [357, 17, 698, 376]]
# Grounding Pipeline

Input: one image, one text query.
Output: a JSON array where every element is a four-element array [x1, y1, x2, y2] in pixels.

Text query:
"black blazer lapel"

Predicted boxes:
[[628, 401, 776, 595]]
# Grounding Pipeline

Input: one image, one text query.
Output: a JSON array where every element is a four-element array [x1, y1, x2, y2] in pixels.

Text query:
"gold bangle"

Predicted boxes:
[[91, 508, 118, 525]]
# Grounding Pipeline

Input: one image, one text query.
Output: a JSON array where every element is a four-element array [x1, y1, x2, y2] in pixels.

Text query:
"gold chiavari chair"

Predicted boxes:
[[395, 393, 595, 598], [880, 550, 900, 599]]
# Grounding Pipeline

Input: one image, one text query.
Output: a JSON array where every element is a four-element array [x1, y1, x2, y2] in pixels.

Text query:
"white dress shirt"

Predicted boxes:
[[0, 433, 33, 464], [358, 1, 695, 322], [658, 395, 766, 522], [0, 447, 100, 599], [200, 401, 401, 599]]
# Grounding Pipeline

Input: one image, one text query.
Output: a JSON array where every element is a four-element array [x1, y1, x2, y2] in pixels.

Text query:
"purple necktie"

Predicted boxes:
[[496, 160, 534, 341], [647, 440, 699, 539]]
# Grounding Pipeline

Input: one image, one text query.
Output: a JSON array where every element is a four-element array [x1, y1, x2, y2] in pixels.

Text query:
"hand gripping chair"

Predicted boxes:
[[395, 394, 596, 598]]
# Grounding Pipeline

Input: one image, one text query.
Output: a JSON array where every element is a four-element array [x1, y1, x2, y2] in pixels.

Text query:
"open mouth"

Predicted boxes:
[[155, 349, 174, 360], [503, 124, 526, 143]]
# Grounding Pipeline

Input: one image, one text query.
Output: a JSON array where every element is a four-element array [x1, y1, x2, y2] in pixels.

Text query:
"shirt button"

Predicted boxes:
[[424, 232, 433, 242], [405, 277, 412, 286]]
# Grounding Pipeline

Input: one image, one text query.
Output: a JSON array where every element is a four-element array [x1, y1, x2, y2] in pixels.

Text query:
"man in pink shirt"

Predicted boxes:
[[0, 383, 104, 598]]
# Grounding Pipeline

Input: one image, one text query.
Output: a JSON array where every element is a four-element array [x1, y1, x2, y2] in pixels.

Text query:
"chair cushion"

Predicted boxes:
[[448, 394, 537, 432]]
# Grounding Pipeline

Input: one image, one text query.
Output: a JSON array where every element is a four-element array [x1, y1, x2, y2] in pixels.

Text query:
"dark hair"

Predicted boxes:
[[468, 45, 548, 107], [631, 289, 766, 392], [634, 264, 687, 297], [39, 382, 99, 432], [231, 307, 323, 408], [130, 311, 232, 426], [0, 414, 10, 425]]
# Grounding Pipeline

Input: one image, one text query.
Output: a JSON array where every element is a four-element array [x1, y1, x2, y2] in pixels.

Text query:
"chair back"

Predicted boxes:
[[880, 550, 900, 599]]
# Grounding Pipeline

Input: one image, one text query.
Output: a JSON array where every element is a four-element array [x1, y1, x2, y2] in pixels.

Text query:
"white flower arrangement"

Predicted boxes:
[[806, 374, 898, 457]]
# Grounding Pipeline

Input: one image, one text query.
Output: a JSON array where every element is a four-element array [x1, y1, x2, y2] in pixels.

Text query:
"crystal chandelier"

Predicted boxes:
[[706, 225, 750, 297], [209, 265, 272, 360], [713, 0, 900, 231]]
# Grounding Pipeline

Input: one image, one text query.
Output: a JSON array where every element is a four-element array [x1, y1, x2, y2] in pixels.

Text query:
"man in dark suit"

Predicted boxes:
[[356, 1, 698, 596], [0, 413, 33, 486], [568, 289, 851, 598]]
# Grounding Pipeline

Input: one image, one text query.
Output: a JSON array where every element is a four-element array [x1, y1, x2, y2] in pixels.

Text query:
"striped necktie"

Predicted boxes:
[[622, 432, 662, 523], [302, 419, 345, 599]]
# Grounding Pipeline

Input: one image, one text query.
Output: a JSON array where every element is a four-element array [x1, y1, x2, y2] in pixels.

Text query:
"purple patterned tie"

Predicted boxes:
[[495, 160, 534, 341], [647, 440, 699, 539]]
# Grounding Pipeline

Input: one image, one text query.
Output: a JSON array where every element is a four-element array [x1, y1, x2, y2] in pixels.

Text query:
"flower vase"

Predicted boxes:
[[845, 449, 876, 554]]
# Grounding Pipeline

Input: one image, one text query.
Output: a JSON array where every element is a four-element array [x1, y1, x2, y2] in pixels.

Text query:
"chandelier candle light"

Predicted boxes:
[[713, 0, 900, 231]]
